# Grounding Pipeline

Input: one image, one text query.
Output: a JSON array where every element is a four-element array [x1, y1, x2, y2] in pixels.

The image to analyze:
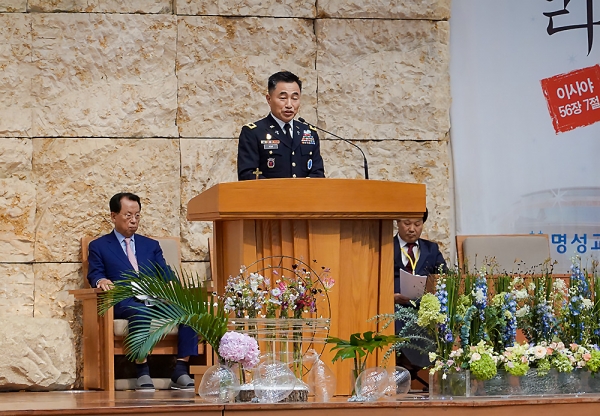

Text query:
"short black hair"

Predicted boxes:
[[109, 193, 141, 214], [268, 71, 302, 94], [423, 208, 429, 223]]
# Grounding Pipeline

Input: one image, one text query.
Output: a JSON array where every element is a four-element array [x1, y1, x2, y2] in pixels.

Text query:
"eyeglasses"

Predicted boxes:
[[121, 213, 141, 220]]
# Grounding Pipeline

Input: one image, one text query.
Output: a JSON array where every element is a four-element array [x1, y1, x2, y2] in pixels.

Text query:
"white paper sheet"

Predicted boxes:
[[399, 269, 427, 299]]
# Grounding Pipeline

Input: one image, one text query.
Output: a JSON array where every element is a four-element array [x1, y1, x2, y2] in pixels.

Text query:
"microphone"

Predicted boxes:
[[297, 117, 369, 179]]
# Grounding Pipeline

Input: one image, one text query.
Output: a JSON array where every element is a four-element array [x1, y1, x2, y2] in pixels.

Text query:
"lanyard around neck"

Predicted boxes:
[[400, 245, 419, 272]]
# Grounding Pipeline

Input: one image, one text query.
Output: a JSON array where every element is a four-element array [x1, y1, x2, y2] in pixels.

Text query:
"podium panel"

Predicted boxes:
[[188, 179, 425, 395]]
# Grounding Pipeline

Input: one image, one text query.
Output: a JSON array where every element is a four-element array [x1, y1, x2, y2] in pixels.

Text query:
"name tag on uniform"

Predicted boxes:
[[261, 139, 280, 150]]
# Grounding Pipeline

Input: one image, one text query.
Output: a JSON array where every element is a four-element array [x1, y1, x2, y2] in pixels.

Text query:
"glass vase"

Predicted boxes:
[[470, 369, 520, 397], [519, 369, 558, 395], [429, 370, 470, 399], [197, 362, 240, 403], [587, 372, 600, 392], [556, 368, 585, 394]]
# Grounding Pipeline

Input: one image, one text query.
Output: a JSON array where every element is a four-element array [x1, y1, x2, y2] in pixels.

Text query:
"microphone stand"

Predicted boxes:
[[298, 117, 369, 179]]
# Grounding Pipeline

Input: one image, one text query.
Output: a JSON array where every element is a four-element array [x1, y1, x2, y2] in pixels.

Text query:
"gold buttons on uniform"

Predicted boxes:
[[292, 162, 296, 167], [292, 151, 295, 155], [269, 151, 273, 154], [309, 151, 313, 155], [292, 174, 297, 178]]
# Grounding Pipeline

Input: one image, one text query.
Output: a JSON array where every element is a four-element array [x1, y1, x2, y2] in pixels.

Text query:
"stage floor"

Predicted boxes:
[[2, 390, 600, 416]]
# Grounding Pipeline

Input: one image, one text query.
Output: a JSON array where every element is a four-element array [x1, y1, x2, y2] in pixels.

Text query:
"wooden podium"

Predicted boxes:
[[187, 178, 426, 394]]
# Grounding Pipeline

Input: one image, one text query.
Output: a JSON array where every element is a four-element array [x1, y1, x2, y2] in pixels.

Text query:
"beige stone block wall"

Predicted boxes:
[[0, 13, 32, 136], [316, 18, 450, 141], [0, 263, 34, 317], [317, 0, 450, 20], [175, 0, 315, 17], [33, 138, 181, 262], [177, 16, 318, 138], [0, 0, 25, 12], [27, 0, 172, 13], [0, 1, 452, 390], [31, 13, 178, 138]]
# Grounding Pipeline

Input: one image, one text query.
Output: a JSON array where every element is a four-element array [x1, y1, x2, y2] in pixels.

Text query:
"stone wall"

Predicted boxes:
[[0, 0, 452, 389]]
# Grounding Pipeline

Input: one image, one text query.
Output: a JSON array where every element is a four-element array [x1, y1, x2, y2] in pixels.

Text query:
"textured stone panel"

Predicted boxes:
[[175, 0, 315, 17], [28, 0, 172, 13], [322, 138, 452, 256], [0, 138, 32, 180], [0, 263, 34, 317], [31, 14, 178, 137], [177, 16, 317, 138], [0, 13, 33, 136], [316, 19, 450, 141], [0, 179, 35, 262], [33, 138, 181, 262], [180, 138, 237, 260], [317, 0, 450, 20], [33, 263, 82, 322], [0, 0, 25, 12], [0, 316, 76, 391], [181, 261, 211, 282]]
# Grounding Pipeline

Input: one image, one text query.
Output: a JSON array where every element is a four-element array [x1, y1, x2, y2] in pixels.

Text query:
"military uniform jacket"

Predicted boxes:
[[237, 114, 325, 180]]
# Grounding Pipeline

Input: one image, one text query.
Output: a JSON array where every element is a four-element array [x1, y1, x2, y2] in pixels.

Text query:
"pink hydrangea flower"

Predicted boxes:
[[218, 331, 261, 369]]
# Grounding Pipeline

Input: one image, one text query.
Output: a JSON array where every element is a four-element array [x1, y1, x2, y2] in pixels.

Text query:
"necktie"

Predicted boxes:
[[125, 237, 139, 272], [284, 123, 291, 139], [405, 243, 416, 274]]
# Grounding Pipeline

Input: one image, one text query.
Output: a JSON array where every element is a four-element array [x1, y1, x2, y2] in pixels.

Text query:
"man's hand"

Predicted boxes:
[[394, 293, 411, 305], [96, 278, 113, 291]]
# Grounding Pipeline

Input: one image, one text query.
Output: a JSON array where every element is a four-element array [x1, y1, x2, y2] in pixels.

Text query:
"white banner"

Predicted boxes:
[[450, 0, 600, 273]]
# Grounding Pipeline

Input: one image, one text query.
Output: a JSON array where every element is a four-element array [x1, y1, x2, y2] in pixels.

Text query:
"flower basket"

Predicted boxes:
[[429, 371, 470, 398]]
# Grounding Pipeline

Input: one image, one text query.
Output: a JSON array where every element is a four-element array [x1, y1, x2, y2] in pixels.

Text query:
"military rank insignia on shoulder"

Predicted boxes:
[[309, 125, 317, 131], [244, 122, 257, 129]]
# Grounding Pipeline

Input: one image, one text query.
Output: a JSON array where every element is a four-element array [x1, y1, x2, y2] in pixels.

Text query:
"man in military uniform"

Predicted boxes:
[[237, 71, 325, 180]]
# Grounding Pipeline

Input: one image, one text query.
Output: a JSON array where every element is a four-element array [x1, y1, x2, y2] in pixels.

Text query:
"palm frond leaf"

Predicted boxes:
[[98, 263, 228, 361]]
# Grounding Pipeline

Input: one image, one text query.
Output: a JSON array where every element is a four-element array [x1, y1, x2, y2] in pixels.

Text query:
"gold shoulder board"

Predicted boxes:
[[244, 122, 257, 129]]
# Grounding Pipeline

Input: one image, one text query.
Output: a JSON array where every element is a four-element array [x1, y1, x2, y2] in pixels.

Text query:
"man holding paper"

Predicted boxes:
[[394, 209, 447, 380]]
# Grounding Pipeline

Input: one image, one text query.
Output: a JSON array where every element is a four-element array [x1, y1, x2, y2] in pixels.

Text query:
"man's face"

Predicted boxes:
[[266, 81, 301, 123], [111, 198, 141, 238], [397, 219, 424, 244]]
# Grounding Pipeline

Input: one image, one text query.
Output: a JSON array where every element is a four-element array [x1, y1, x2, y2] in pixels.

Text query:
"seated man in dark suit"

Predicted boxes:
[[394, 209, 447, 385], [87, 192, 198, 391]]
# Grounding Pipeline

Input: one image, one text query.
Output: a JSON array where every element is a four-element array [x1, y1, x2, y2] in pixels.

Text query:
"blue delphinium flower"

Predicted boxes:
[[472, 271, 488, 342], [501, 292, 517, 347], [436, 278, 454, 347]]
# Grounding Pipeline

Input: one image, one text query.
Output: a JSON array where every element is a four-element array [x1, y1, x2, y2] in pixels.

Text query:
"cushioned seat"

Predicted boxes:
[[457, 234, 551, 274]]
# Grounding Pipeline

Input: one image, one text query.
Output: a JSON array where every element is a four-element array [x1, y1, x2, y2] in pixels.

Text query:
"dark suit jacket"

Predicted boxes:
[[87, 231, 168, 288], [394, 236, 447, 368], [237, 114, 325, 180], [394, 236, 447, 297]]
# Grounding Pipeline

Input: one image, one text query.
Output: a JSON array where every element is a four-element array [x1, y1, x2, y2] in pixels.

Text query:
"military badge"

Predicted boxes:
[[307, 159, 313, 170], [267, 158, 275, 168]]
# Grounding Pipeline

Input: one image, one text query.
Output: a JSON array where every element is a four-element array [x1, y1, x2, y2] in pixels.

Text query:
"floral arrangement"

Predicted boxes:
[[223, 257, 334, 320], [402, 255, 600, 382]]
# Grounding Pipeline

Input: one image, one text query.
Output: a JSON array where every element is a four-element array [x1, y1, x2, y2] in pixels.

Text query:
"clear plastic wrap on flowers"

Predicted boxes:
[[355, 367, 389, 401], [305, 349, 337, 402], [382, 366, 411, 398], [252, 359, 296, 403], [198, 363, 240, 403]]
